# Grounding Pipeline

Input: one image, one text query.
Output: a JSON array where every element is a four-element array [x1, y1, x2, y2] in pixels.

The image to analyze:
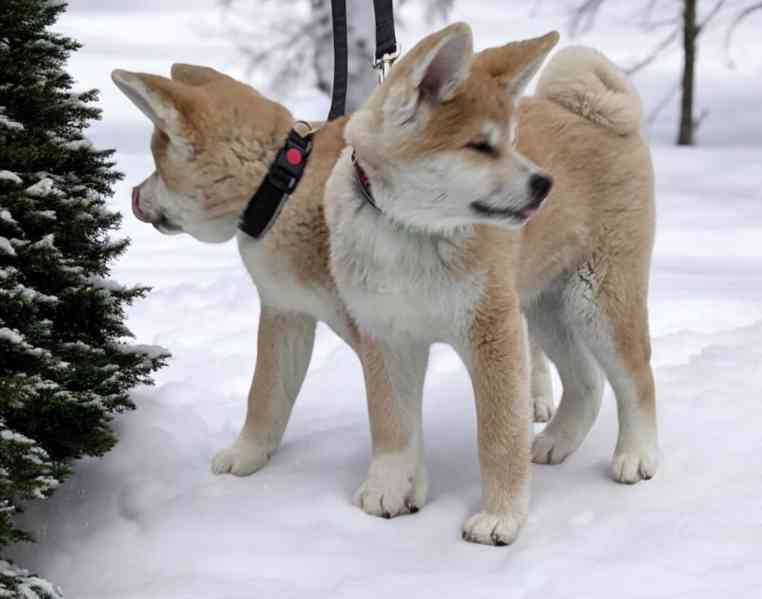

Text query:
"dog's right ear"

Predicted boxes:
[[383, 22, 474, 125], [111, 69, 198, 142]]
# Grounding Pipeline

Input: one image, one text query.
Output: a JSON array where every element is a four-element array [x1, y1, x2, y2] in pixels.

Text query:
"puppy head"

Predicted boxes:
[[111, 65, 292, 243], [346, 24, 559, 232]]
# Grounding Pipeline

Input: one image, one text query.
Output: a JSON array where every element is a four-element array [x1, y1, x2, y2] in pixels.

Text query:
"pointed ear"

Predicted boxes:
[[170, 63, 228, 87], [474, 31, 559, 98], [383, 22, 474, 125], [111, 69, 198, 139]]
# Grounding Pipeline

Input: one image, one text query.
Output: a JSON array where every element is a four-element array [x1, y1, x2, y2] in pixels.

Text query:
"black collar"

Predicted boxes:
[[351, 150, 380, 212], [239, 125, 313, 239]]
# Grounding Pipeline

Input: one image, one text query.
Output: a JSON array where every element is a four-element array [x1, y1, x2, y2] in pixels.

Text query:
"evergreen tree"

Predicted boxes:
[[0, 1, 169, 595]]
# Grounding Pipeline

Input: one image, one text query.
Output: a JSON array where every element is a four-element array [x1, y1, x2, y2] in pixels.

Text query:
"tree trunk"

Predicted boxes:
[[678, 0, 697, 145]]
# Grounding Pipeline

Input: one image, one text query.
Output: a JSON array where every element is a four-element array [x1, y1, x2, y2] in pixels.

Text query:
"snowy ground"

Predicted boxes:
[[11, 2, 762, 598]]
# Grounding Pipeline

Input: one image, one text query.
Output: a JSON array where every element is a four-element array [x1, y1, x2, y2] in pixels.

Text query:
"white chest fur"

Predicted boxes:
[[326, 151, 484, 345], [237, 232, 352, 340]]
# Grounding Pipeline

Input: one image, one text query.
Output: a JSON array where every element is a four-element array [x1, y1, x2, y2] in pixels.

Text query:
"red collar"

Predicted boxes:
[[351, 150, 380, 212]]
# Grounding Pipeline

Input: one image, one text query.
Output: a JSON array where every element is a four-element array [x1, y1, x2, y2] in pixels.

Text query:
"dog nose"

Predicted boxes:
[[131, 186, 151, 222], [529, 174, 553, 202]]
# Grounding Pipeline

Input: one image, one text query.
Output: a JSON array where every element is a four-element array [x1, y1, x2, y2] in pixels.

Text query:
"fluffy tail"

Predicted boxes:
[[535, 46, 642, 136]]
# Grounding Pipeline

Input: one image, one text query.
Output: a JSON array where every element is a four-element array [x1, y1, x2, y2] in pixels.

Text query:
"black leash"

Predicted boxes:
[[327, 0, 349, 121], [240, 0, 398, 239], [372, 0, 399, 79], [329, 0, 399, 119]]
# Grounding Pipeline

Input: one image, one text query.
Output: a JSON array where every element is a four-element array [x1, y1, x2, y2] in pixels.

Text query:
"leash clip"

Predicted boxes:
[[372, 45, 400, 84]]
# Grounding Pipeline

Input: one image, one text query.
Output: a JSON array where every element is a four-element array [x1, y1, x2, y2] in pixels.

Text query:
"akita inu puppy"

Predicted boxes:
[[325, 23, 657, 545], [110, 48, 555, 485]]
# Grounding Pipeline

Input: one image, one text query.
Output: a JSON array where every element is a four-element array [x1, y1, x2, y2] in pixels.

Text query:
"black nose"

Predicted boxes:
[[529, 174, 553, 202]]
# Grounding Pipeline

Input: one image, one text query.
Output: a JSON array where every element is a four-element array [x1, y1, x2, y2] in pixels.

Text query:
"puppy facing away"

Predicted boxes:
[[325, 23, 657, 545], [109, 47, 554, 483]]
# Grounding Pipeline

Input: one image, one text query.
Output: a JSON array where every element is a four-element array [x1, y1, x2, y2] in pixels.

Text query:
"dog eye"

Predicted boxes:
[[466, 141, 497, 156]]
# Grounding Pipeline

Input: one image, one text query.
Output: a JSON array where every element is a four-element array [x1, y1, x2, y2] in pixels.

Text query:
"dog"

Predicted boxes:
[[110, 44, 556, 482], [324, 22, 657, 546]]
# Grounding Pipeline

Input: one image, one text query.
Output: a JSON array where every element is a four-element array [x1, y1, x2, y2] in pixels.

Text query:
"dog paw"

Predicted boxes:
[[611, 448, 658, 484], [532, 393, 554, 423], [211, 440, 271, 476], [462, 511, 523, 546], [531, 430, 579, 465], [354, 453, 427, 519]]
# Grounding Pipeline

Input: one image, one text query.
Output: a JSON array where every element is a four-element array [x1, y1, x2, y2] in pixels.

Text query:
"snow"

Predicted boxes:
[[30, 234, 55, 250], [0, 430, 35, 444], [0, 210, 16, 224], [0, 560, 63, 599], [1, 284, 58, 305], [7, 2, 762, 598], [63, 138, 93, 151], [109, 342, 169, 360], [0, 171, 22, 185], [24, 178, 60, 198], [0, 237, 15, 256], [0, 108, 24, 132]]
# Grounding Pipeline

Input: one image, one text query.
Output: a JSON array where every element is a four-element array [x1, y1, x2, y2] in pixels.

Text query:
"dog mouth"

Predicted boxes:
[[471, 195, 545, 221], [153, 215, 183, 234], [132, 186, 183, 234]]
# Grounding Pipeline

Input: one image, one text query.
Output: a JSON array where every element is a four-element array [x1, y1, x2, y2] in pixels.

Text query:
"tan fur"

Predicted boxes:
[[324, 23, 658, 546], [112, 24, 657, 545]]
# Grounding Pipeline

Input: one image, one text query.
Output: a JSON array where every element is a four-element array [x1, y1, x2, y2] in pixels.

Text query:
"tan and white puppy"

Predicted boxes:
[[325, 23, 657, 546], [110, 55, 555, 482]]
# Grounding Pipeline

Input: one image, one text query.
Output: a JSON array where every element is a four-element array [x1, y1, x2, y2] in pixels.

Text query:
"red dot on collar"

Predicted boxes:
[[286, 148, 303, 166]]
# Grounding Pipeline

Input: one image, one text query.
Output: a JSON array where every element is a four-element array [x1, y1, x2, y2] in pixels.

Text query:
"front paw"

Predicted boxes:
[[211, 439, 271, 476], [354, 454, 427, 518], [462, 511, 525, 546]]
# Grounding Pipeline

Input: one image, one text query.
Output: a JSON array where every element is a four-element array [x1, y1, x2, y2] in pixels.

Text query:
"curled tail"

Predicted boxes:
[[535, 46, 642, 136]]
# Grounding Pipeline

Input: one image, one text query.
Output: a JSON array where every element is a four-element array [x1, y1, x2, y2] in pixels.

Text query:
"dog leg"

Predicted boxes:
[[581, 287, 658, 484], [459, 299, 531, 546], [527, 294, 603, 465], [212, 306, 315, 476], [354, 337, 429, 518], [529, 335, 554, 423]]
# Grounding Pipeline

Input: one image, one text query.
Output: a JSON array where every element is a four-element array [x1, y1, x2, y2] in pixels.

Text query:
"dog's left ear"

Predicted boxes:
[[170, 63, 230, 87], [383, 22, 474, 125], [474, 31, 559, 99]]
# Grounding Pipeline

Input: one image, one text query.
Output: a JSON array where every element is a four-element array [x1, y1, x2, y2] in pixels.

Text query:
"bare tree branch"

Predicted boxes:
[[625, 25, 679, 75], [529, 0, 549, 18], [647, 80, 680, 125], [724, 1, 762, 66], [569, 0, 607, 36], [695, 107, 710, 130], [697, 0, 727, 32]]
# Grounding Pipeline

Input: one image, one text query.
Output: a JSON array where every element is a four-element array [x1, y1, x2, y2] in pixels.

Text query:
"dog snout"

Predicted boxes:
[[131, 186, 152, 223], [529, 174, 553, 204]]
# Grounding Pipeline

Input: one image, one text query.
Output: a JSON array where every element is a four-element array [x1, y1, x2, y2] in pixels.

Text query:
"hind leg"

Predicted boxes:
[[529, 335, 554, 423], [577, 286, 659, 484], [527, 294, 604, 465]]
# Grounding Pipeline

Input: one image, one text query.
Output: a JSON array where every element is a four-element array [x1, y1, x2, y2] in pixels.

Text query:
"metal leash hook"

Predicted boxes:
[[373, 46, 400, 84]]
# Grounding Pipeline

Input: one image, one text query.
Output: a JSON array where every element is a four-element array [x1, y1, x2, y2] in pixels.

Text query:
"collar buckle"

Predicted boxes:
[[268, 128, 313, 193], [239, 125, 314, 239]]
